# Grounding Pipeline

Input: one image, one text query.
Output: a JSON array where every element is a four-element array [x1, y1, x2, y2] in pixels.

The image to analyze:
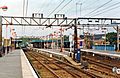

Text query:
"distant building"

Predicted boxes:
[[79, 34, 109, 49], [30, 40, 57, 49]]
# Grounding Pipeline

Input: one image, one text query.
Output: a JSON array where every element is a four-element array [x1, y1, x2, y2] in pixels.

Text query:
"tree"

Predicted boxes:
[[106, 32, 117, 45]]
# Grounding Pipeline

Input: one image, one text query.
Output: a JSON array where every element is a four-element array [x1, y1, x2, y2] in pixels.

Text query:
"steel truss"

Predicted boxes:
[[1, 16, 120, 27], [1, 16, 120, 60]]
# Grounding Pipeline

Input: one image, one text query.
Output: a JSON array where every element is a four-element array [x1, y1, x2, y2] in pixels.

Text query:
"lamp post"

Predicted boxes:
[[60, 26, 64, 52], [56, 32, 59, 50], [0, 6, 8, 11], [12, 31, 17, 49], [5, 23, 8, 54], [102, 28, 108, 51], [49, 33, 53, 49], [54, 14, 65, 52], [51, 34, 53, 50]]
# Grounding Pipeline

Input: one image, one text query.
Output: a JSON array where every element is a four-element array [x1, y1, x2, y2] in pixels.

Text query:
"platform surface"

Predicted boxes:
[[38, 48, 69, 56], [0, 49, 37, 78], [81, 49, 120, 57], [37, 49, 81, 65]]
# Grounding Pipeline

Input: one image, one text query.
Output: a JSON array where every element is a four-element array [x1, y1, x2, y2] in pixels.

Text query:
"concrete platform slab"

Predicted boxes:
[[37, 49, 80, 66], [0, 49, 38, 78], [21, 49, 38, 78], [0, 50, 22, 78]]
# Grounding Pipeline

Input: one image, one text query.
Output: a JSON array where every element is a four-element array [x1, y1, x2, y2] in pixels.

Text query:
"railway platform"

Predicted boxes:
[[64, 48, 120, 57], [32, 48, 81, 66], [81, 49, 120, 57], [31, 48, 120, 65], [0, 49, 38, 78]]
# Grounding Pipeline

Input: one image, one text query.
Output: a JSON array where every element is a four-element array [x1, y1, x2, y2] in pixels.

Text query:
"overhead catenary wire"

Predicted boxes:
[[64, 0, 78, 14], [23, 0, 25, 17], [24, 0, 29, 36], [38, 0, 47, 13], [90, 4, 120, 17], [39, 0, 54, 15], [25, 0, 28, 16], [22, 0, 29, 36], [63, 0, 96, 16], [75, 0, 100, 17], [79, 0, 87, 4], [47, 0, 66, 17], [89, 1, 120, 17], [81, 0, 100, 11], [84, 0, 112, 17], [56, 0, 72, 13], [22, 0, 26, 36]]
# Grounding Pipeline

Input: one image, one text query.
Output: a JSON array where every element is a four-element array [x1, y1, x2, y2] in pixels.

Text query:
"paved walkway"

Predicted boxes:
[[0, 50, 22, 78], [0, 49, 38, 78]]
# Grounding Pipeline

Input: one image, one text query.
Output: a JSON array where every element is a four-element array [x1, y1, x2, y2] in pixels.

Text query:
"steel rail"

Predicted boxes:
[[26, 53, 60, 78], [31, 51, 103, 78]]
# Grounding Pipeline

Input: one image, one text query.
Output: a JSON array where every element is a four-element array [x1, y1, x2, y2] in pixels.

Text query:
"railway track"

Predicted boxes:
[[65, 48, 120, 77], [25, 50, 103, 78], [82, 56, 120, 77], [26, 53, 59, 78]]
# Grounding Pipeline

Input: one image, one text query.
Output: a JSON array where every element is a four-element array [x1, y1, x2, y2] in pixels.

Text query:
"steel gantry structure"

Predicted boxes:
[[0, 16, 120, 61]]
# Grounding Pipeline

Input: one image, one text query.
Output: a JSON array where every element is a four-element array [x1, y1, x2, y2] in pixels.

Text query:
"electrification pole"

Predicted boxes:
[[117, 26, 119, 51], [73, 19, 79, 61]]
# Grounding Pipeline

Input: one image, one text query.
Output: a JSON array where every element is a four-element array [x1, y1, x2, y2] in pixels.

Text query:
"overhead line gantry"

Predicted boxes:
[[0, 15, 120, 61]]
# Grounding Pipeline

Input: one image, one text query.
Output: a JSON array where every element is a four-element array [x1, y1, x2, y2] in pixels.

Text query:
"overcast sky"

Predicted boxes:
[[0, 0, 119, 38]]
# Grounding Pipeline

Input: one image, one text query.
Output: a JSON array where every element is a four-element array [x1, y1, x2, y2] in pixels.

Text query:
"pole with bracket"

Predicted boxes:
[[73, 18, 81, 62], [73, 19, 78, 60], [117, 26, 119, 51]]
